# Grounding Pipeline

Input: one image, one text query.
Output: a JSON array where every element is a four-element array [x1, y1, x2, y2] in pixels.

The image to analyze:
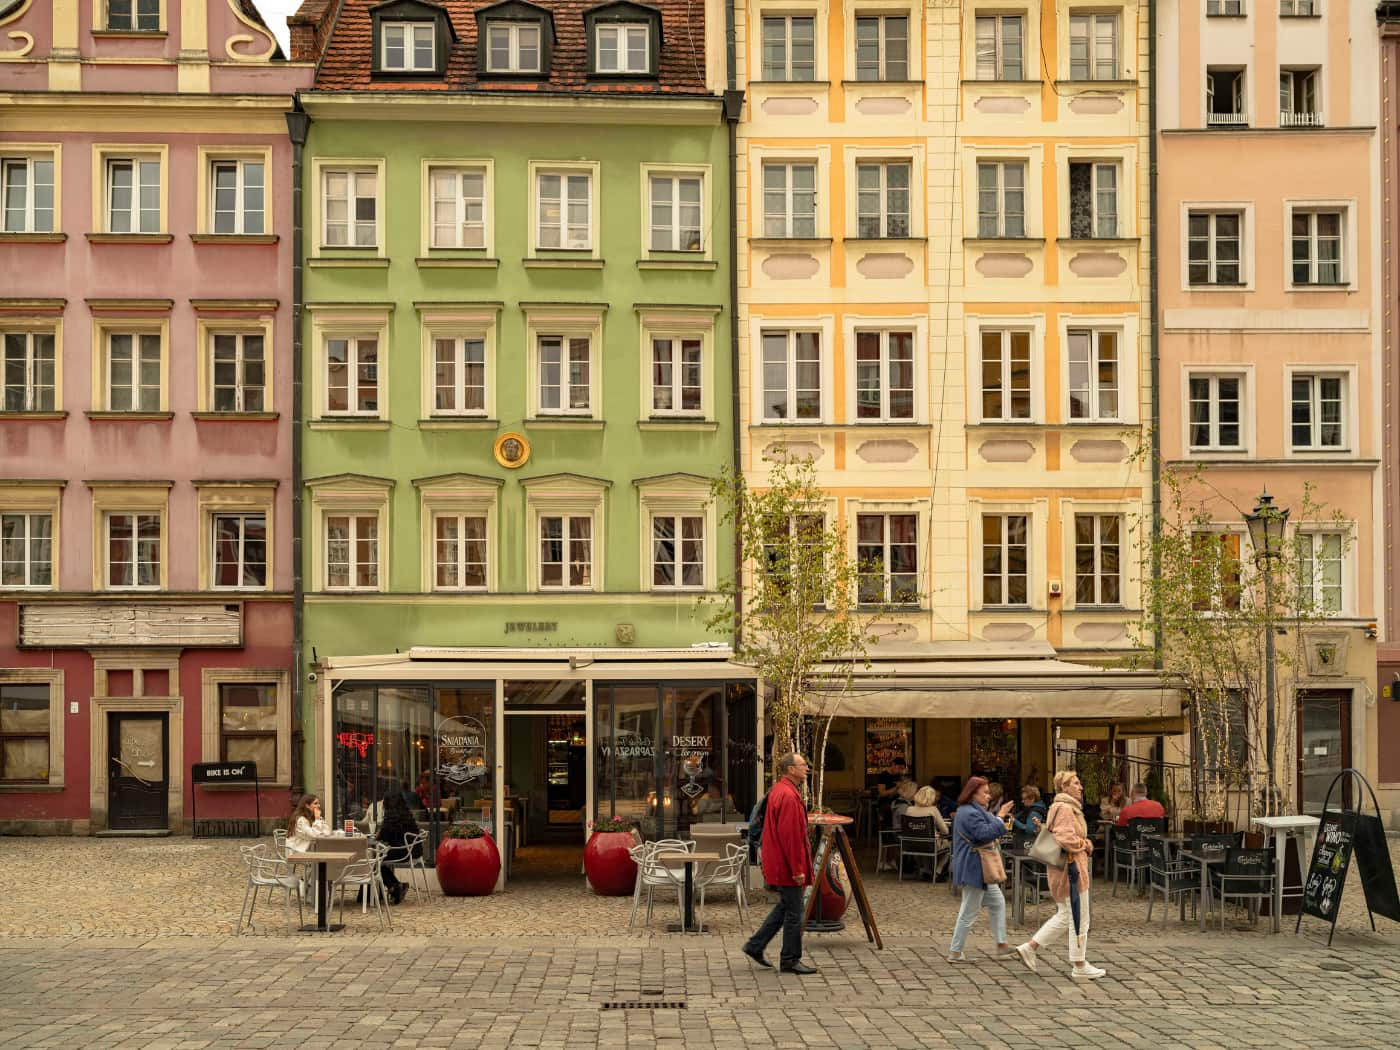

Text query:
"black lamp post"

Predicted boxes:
[[1244, 492, 1290, 808]]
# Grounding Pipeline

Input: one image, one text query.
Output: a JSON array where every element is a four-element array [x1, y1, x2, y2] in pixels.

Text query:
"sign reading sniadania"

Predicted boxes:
[[437, 716, 489, 785]]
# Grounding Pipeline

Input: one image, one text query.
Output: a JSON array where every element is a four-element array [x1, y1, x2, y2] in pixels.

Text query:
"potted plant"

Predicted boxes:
[[583, 816, 639, 896], [435, 822, 500, 896]]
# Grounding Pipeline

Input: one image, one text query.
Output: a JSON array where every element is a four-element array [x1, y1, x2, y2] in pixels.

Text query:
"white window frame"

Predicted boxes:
[[1, 153, 56, 234], [853, 14, 909, 82], [427, 165, 488, 250], [0, 511, 55, 590], [319, 166, 380, 249], [1183, 206, 1249, 289], [308, 309, 391, 428], [1184, 368, 1251, 455], [760, 328, 823, 423], [324, 513, 381, 592], [980, 511, 1031, 608], [1286, 204, 1350, 289], [306, 475, 391, 592], [104, 155, 162, 234], [524, 307, 604, 419], [209, 158, 266, 236], [646, 170, 705, 253], [102, 329, 164, 413], [637, 475, 715, 593], [1279, 0, 1317, 15], [974, 14, 1025, 81], [432, 512, 490, 592], [535, 335, 594, 416], [195, 483, 275, 592], [1297, 528, 1350, 617], [1068, 12, 1118, 81], [1206, 0, 1244, 14], [854, 510, 920, 606], [761, 161, 819, 239], [650, 335, 705, 417], [104, 511, 162, 591], [1066, 327, 1121, 422], [207, 330, 267, 414], [530, 162, 598, 254], [382, 21, 436, 72], [759, 14, 817, 81], [538, 513, 595, 591], [976, 160, 1027, 239], [1279, 67, 1321, 127], [322, 335, 382, 418], [2, 330, 57, 413], [976, 327, 1036, 423], [415, 474, 499, 592], [418, 304, 498, 423], [104, 0, 162, 31], [1071, 512, 1123, 607], [1206, 67, 1247, 126], [852, 328, 916, 422], [1067, 160, 1119, 240], [432, 335, 489, 417], [649, 512, 706, 591], [1285, 368, 1352, 454], [523, 475, 607, 593], [595, 23, 650, 74], [854, 160, 912, 239], [210, 511, 268, 591], [485, 21, 543, 73], [639, 309, 717, 423]]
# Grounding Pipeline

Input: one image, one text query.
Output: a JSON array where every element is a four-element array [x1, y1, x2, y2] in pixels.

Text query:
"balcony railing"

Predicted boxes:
[[1280, 111, 1324, 128], [1207, 111, 1249, 127]]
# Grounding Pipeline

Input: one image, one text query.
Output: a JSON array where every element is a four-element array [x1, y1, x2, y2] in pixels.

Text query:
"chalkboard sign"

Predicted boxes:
[[1353, 811, 1400, 923], [1302, 810, 1354, 925]]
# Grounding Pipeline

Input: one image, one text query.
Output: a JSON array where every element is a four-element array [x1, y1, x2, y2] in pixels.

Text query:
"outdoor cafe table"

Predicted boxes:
[[1252, 814, 1320, 933], [286, 847, 357, 932], [655, 850, 722, 933], [1181, 848, 1230, 932]]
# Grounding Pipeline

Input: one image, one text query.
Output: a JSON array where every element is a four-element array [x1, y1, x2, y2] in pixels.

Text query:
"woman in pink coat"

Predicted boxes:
[[1013, 769, 1106, 979]]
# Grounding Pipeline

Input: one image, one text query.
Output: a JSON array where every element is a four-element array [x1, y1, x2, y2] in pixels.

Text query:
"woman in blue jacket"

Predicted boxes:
[[948, 775, 1016, 962], [1011, 784, 1048, 837]]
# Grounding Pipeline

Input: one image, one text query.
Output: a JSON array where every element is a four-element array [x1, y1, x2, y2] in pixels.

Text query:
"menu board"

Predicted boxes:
[[1302, 810, 1354, 925], [865, 718, 913, 777]]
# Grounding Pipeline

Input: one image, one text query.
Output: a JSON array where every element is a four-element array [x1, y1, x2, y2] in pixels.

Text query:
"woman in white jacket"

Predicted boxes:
[[286, 794, 331, 853]]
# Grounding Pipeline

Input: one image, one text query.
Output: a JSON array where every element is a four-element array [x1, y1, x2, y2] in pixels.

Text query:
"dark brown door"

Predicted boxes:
[[1297, 690, 1351, 816], [108, 712, 169, 830]]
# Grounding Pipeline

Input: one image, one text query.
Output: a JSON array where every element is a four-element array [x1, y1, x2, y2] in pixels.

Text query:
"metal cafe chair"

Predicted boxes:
[[1207, 847, 1274, 929], [1112, 817, 1165, 896], [332, 855, 390, 930], [271, 829, 289, 859], [627, 839, 691, 929], [380, 830, 429, 900], [696, 843, 749, 926], [1145, 838, 1199, 926], [897, 816, 945, 883], [237, 845, 304, 935]]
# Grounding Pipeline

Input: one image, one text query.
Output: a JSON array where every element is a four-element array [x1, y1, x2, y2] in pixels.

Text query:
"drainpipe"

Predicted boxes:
[[1148, 1, 1161, 672], [725, 0, 744, 651], [286, 99, 309, 794]]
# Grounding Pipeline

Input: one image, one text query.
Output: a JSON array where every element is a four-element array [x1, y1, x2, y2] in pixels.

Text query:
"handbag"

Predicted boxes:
[[1028, 804, 1067, 869], [960, 828, 1007, 885]]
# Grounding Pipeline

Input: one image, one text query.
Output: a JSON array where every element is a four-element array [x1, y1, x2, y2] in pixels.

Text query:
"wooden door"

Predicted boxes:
[[1297, 690, 1351, 816], [108, 712, 169, 830]]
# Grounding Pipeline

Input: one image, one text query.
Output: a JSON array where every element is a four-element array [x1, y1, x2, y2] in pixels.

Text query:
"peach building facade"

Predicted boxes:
[[1157, 0, 1387, 819], [732, 0, 1164, 790]]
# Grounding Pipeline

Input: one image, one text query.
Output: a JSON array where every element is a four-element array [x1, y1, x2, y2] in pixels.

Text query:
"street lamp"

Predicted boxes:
[[1244, 491, 1290, 809]]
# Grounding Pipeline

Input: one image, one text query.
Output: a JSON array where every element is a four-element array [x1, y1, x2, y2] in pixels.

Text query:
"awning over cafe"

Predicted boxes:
[[322, 645, 757, 683], [799, 641, 1182, 722]]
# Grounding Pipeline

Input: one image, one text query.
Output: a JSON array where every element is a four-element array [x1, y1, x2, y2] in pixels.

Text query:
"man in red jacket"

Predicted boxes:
[[742, 752, 817, 974]]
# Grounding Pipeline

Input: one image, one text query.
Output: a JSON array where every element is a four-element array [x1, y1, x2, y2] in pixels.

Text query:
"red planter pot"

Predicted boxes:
[[584, 831, 638, 896], [435, 834, 500, 896]]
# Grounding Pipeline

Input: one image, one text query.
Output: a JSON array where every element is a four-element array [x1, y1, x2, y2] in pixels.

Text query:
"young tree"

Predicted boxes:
[[1132, 457, 1351, 819], [704, 449, 899, 807]]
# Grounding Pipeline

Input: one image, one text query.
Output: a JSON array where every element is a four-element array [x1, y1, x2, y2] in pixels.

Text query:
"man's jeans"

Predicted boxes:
[[744, 884, 805, 968]]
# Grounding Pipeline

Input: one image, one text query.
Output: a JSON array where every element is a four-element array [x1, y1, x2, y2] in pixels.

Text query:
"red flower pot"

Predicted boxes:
[[584, 831, 638, 896], [435, 834, 500, 896]]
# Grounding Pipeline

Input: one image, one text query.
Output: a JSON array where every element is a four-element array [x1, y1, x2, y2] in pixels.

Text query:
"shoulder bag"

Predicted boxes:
[[960, 826, 1007, 885], [1028, 804, 1067, 869]]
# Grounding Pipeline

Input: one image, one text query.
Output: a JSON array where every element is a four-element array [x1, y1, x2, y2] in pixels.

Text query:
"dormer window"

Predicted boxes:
[[487, 22, 541, 72], [370, 0, 455, 77], [383, 22, 435, 71], [596, 24, 649, 74], [585, 2, 661, 77]]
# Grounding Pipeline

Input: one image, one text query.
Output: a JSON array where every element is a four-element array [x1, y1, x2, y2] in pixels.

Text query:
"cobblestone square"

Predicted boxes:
[[1, 837, 1398, 1047]]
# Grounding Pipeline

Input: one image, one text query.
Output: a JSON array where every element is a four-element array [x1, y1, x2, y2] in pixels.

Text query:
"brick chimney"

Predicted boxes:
[[288, 0, 341, 63]]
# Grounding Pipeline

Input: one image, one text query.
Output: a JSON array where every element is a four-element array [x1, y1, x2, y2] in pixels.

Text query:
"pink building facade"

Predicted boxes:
[[1157, 1, 1388, 821], [0, 0, 311, 833], [1378, 2, 1400, 805]]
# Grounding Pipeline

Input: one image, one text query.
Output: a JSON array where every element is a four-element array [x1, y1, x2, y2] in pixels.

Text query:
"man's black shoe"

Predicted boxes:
[[742, 947, 773, 968], [780, 961, 817, 975]]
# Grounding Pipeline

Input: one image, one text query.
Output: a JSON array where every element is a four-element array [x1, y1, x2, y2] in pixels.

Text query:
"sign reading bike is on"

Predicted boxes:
[[437, 716, 489, 785]]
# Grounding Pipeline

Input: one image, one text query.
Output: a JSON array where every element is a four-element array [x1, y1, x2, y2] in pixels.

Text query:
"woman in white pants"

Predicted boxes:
[[1013, 770, 1106, 980]]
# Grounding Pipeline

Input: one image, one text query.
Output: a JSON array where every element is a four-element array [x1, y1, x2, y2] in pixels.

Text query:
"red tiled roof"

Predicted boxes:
[[312, 0, 710, 95]]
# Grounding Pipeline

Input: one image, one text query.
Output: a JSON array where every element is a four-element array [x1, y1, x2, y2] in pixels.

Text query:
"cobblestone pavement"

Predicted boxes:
[[1, 838, 1398, 1047]]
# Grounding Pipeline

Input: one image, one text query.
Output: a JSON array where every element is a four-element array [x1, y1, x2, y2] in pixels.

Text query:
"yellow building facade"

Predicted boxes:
[[734, 0, 1162, 793]]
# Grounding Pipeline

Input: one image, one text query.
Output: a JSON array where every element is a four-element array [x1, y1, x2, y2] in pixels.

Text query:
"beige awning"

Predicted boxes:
[[799, 643, 1182, 721]]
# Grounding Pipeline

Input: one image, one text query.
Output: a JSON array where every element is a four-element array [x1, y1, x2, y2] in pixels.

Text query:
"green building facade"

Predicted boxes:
[[292, 0, 751, 855]]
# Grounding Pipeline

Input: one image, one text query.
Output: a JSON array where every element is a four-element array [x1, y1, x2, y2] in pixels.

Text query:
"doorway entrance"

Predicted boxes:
[[107, 712, 169, 830], [504, 711, 588, 880], [1298, 689, 1352, 815]]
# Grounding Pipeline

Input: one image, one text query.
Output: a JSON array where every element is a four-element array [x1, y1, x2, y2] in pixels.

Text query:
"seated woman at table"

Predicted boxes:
[[1098, 781, 1126, 826], [376, 788, 420, 905], [1012, 785, 1048, 837], [286, 794, 331, 853], [903, 786, 950, 880]]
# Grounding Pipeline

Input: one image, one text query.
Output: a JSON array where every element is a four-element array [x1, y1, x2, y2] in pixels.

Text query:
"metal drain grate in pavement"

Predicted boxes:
[[602, 1000, 687, 1010]]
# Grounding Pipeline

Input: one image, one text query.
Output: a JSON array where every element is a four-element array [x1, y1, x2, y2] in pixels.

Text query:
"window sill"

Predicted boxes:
[[85, 233, 173, 245], [1288, 283, 1352, 292], [858, 604, 922, 612], [959, 79, 1043, 87], [190, 234, 279, 246], [525, 417, 605, 431], [419, 417, 499, 431], [0, 784, 65, 793], [307, 419, 391, 431], [749, 237, 833, 249], [0, 411, 67, 421], [0, 232, 66, 244], [1205, 12, 1247, 18], [749, 79, 832, 87], [308, 256, 389, 269], [190, 411, 279, 422], [1279, 12, 1321, 17], [969, 420, 1138, 430], [844, 420, 931, 429], [416, 256, 499, 269], [841, 79, 925, 89], [638, 418, 719, 432], [1057, 237, 1139, 248], [84, 411, 174, 421], [844, 236, 928, 246], [1053, 79, 1137, 90], [637, 258, 718, 271], [964, 237, 1045, 247], [1187, 282, 1249, 290], [979, 606, 1035, 613], [750, 421, 830, 429], [522, 257, 604, 270]]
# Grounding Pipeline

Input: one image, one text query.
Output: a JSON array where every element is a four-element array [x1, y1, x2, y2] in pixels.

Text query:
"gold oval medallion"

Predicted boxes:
[[493, 431, 531, 469]]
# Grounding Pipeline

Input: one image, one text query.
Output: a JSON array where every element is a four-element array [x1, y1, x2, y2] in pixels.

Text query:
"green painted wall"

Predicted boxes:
[[301, 107, 734, 681]]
